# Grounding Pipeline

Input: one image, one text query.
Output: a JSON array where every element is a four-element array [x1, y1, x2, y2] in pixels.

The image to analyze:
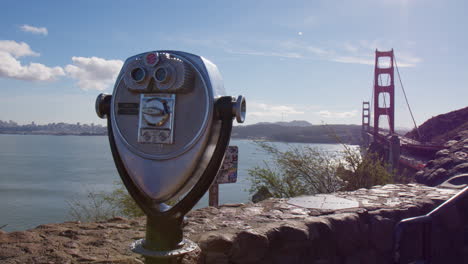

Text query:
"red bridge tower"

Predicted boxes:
[[373, 49, 395, 135]]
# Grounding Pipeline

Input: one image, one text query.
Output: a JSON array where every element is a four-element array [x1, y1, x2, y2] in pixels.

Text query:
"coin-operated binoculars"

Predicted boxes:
[[95, 51, 246, 263]]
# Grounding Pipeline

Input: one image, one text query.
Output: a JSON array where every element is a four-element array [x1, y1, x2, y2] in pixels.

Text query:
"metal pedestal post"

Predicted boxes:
[[131, 216, 199, 264]]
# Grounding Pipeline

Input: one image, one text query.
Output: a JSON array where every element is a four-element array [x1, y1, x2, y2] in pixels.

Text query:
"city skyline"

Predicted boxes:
[[0, 0, 467, 128]]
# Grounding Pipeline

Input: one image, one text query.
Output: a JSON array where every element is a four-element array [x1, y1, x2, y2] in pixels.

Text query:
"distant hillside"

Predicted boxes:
[[255, 120, 313, 127], [0, 118, 362, 144], [405, 106, 468, 144], [232, 121, 362, 144], [0, 120, 106, 135]]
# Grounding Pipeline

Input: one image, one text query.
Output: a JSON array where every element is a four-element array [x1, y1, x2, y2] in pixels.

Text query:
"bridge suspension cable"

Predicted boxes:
[[393, 54, 421, 140]]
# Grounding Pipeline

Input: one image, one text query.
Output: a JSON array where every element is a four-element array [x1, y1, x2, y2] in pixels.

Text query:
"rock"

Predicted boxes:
[[415, 129, 468, 186], [326, 213, 362, 256], [369, 215, 395, 252], [414, 170, 425, 182], [199, 233, 233, 264], [92, 258, 143, 264], [63, 241, 79, 248], [427, 168, 448, 186], [453, 151, 468, 162], [265, 223, 309, 262], [251, 186, 273, 203], [107, 216, 128, 222], [198, 232, 233, 254], [59, 229, 81, 239], [445, 140, 459, 148], [435, 149, 450, 157], [277, 224, 309, 242], [229, 230, 269, 263], [452, 163, 468, 174], [0, 184, 462, 264], [305, 217, 336, 258], [433, 157, 454, 169]]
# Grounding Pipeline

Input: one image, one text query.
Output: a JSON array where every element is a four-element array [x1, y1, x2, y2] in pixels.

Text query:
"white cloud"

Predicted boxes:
[[308, 39, 421, 67], [341, 40, 422, 67], [306, 46, 329, 56], [280, 41, 329, 56], [394, 52, 422, 67], [172, 35, 421, 67], [0, 40, 64, 81], [318, 110, 358, 119], [343, 42, 359, 53], [249, 102, 305, 118], [331, 56, 374, 65], [65, 56, 123, 91], [20, 25, 48, 36], [0, 40, 39, 57], [277, 38, 422, 67], [226, 49, 303, 59], [0, 40, 124, 86]]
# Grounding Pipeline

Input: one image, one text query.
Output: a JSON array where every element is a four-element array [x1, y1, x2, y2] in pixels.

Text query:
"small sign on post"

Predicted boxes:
[[209, 146, 238, 207]]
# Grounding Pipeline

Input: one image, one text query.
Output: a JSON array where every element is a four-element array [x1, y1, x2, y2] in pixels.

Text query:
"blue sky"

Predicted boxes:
[[0, 0, 466, 128]]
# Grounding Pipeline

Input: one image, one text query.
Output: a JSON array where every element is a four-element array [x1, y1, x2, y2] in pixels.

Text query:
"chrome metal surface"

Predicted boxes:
[[233, 95, 246, 123], [110, 51, 226, 202], [112, 52, 213, 160], [95, 93, 111, 119]]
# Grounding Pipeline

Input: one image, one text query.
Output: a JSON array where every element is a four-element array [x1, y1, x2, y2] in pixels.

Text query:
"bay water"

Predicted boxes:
[[0, 134, 346, 232]]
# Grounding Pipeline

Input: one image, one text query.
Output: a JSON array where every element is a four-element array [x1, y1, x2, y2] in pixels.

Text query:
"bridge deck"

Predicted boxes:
[[365, 130, 444, 170], [368, 131, 445, 151]]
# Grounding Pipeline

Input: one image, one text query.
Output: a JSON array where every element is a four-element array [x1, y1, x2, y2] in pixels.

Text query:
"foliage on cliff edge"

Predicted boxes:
[[248, 142, 394, 199]]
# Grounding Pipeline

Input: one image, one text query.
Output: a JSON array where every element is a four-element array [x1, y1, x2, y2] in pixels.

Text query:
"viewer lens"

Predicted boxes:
[[131, 68, 145, 82]]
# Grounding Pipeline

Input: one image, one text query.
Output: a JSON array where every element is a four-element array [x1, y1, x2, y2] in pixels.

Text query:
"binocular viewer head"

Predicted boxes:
[[96, 50, 245, 213]]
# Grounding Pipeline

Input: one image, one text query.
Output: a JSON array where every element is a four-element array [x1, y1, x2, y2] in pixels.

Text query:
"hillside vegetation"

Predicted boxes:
[[405, 106, 468, 144], [232, 121, 362, 144]]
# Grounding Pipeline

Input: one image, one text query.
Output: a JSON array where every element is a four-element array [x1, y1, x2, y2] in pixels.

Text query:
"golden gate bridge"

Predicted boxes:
[[362, 50, 444, 172]]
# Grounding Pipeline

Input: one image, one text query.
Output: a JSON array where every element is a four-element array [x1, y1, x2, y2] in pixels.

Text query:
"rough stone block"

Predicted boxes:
[[264, 223, 310, 263], [326, 213, 362, 256], [369, 215, 395, 252], [229, 230, 269, 264], [305, 217, 336, 259]]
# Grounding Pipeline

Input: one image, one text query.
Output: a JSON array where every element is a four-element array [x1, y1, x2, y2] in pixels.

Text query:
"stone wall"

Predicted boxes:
[[1, 184, 467, 264]]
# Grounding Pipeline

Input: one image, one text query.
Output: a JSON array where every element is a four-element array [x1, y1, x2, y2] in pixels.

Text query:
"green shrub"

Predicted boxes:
[[103, 181, 144, 218], [67, 191, 118, 222], [67, 181, 143, 222], [337, 144, 394, 191], [248, 142, 344, 198], [248, 141, 394, 199]]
